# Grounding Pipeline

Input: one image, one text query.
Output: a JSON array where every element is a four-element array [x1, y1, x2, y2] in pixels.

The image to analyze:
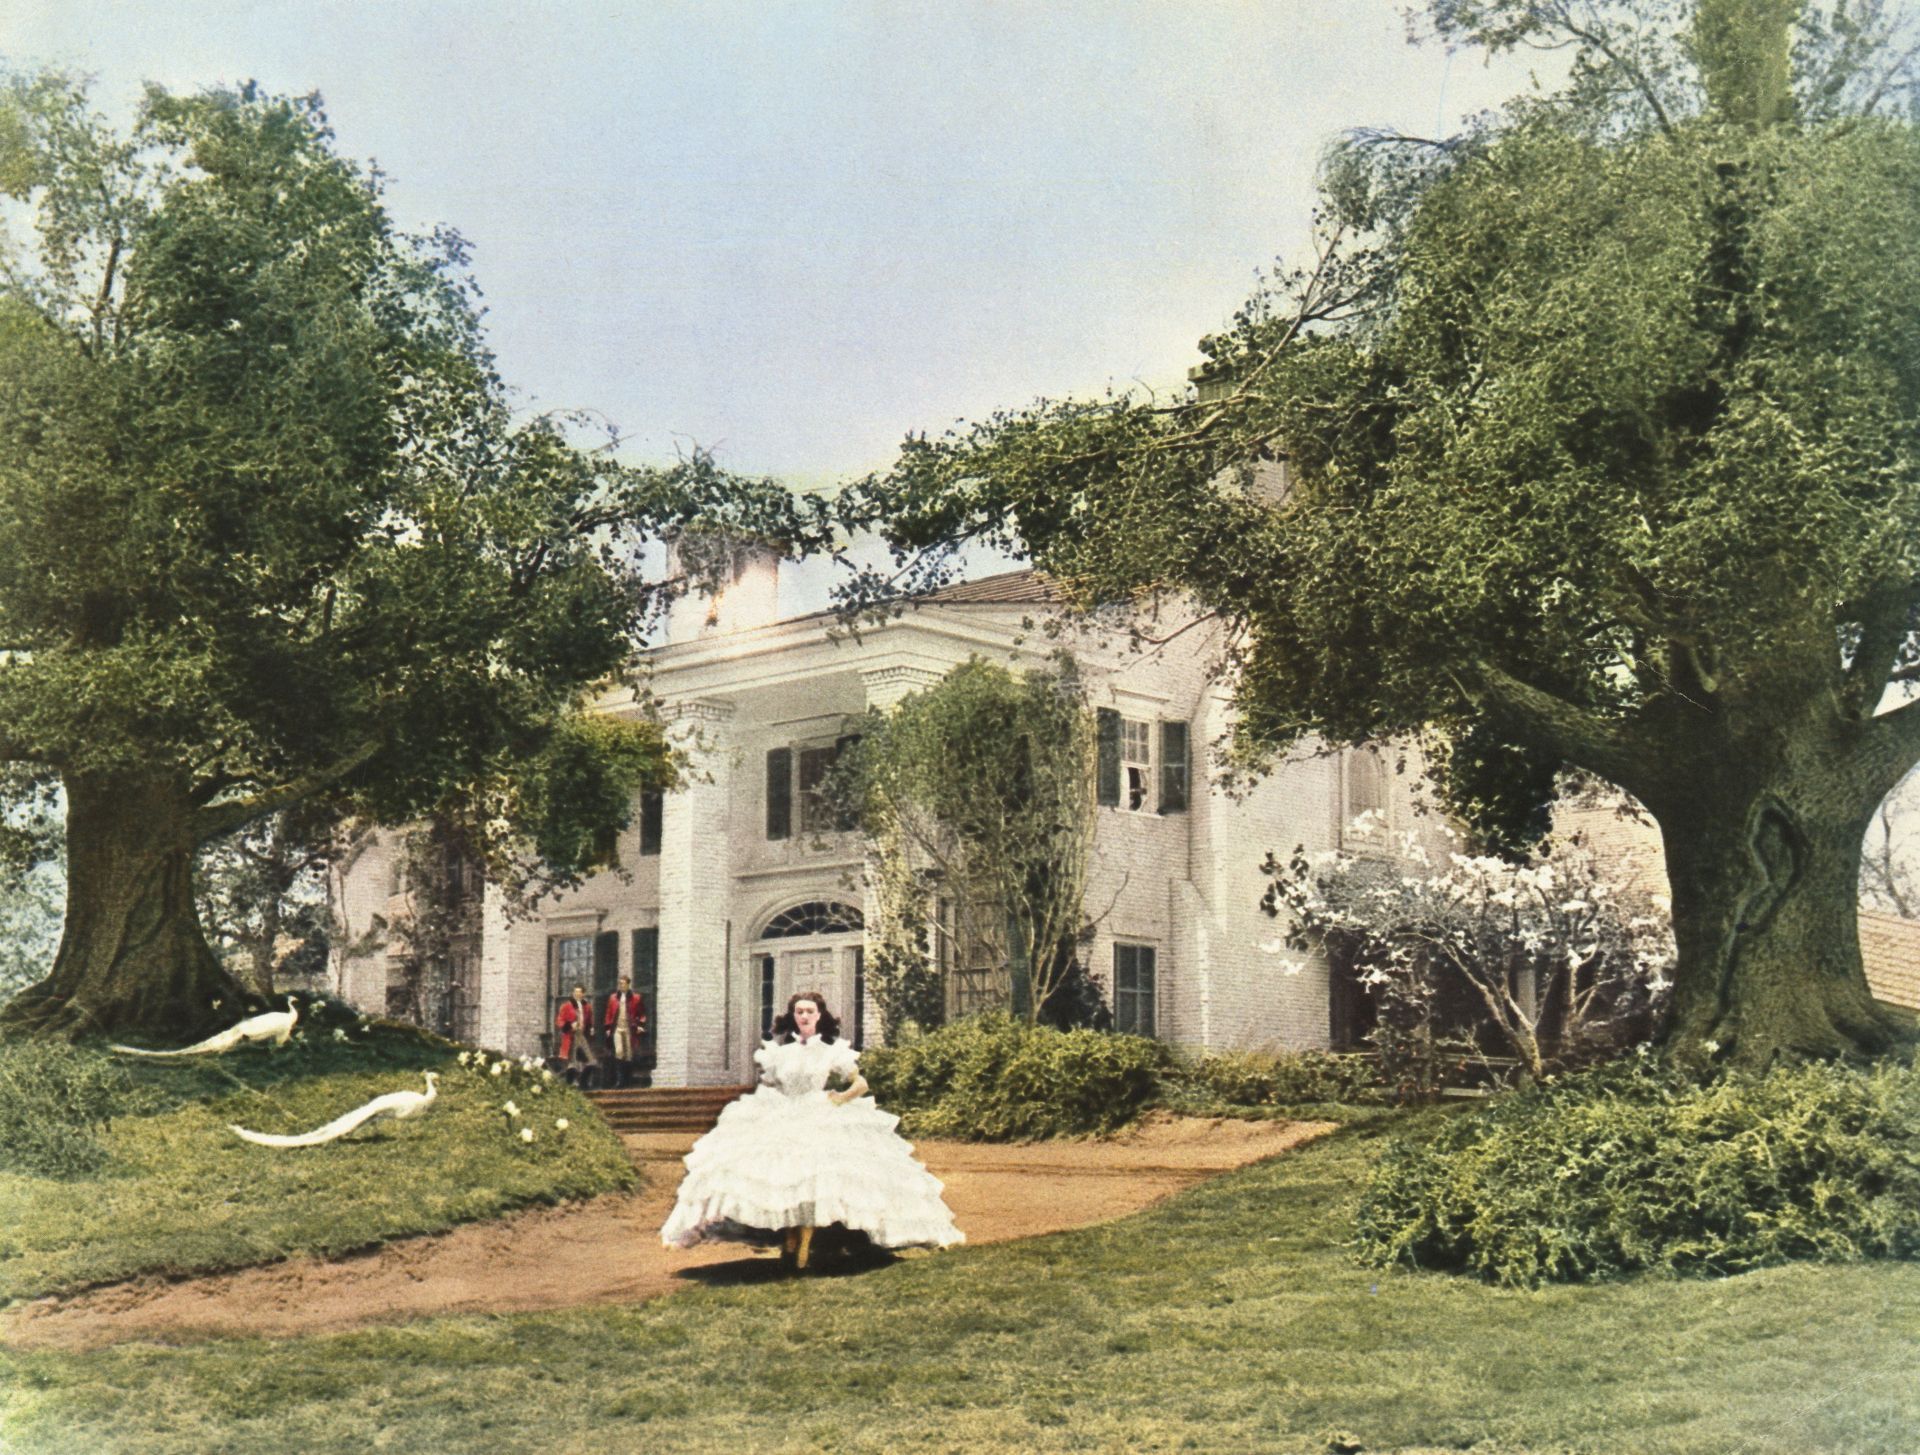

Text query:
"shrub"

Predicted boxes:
[[1168, 1048, 1382, 1108], [862, 1014, 1169, 1140], [0, 1037, 131, 1178], [1354, 1052, 1920, 1286]]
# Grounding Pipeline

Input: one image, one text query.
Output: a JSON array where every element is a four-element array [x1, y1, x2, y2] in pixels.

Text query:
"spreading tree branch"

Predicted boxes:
[[1453, 659, 1645, 788], [194, 740, 382, 844]]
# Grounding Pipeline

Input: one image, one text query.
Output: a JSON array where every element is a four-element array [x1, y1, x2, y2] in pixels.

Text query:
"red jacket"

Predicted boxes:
[[555, 997, 595, 1059], [603, 991, 648, 1034]]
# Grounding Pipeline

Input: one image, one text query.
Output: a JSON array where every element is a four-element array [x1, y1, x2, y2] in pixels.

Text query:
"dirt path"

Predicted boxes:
[[0, 1113, 1331, 1353]]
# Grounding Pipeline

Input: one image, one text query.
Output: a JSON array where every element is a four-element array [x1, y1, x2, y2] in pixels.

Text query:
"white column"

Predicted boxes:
[[476, 879, 518, 1053], [655, 699, 737, 1086]]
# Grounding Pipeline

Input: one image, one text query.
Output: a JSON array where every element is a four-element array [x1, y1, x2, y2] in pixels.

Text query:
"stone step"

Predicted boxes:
[[584, 1085, 750, 1134]]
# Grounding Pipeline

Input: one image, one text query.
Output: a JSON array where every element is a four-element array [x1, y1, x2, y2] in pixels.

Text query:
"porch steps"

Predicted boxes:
[[585, 1085, 750, 1134]]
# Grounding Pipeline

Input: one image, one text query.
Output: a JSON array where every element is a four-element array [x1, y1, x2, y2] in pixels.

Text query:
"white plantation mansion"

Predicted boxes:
[[330, 556, 1438, 1086]]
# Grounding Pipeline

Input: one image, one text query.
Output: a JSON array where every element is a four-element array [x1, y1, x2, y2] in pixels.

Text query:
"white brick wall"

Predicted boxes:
[[331, 590, 1439, 1074]]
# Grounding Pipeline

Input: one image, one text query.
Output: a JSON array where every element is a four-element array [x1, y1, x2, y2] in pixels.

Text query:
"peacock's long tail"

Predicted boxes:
[[108, 1029, 243, 1058], [227, 1090, 424, 1151]]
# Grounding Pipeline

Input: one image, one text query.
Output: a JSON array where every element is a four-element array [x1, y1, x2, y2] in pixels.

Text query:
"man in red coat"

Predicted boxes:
[[555, 984, 599, 1085], [603, 975, 648, 1088]]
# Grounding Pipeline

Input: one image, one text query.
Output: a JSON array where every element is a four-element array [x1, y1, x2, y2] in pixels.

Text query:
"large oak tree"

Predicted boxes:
[[0, 78, 812, 1041], [858, 0, 1920, 1069]]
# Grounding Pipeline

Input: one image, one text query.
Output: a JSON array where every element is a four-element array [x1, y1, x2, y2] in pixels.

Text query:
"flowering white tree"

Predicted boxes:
[[1265, 819, 1674, 1085]]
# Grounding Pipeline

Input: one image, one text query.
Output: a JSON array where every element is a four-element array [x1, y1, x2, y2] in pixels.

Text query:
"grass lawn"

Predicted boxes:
[[0, 1017, 634, 1302], [4, 1113, 1915, 1455]]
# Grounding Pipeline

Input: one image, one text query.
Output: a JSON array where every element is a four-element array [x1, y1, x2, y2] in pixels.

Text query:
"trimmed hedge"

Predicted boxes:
[[1354, 1052, 1920, 1287], [862, 1014, 1170, 1140], [1166, 1048, 1382, 1109]]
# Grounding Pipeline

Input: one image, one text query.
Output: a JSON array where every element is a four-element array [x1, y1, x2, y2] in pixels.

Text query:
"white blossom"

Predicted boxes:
[[503, 1100, 520, 1117], [555, 1118, 570, 1131], [520, 1127, 536, 1143]]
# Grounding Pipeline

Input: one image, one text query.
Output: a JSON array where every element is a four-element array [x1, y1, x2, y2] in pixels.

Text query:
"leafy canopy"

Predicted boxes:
[[853, 0, 1920, 841], [0, 75, 821, 874]]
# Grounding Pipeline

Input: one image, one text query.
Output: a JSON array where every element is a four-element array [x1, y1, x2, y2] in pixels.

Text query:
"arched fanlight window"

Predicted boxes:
[[760, 901, 865, 939]]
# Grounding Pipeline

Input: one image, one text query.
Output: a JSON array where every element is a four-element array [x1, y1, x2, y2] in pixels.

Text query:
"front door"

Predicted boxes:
[[750, 942, 860, 1051]]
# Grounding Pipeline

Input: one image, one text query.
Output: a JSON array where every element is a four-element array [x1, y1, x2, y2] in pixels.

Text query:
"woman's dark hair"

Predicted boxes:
[[771, 989, 841, 1043]]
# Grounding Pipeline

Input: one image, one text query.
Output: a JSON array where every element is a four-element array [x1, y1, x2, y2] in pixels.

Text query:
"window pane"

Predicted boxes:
[[798, 745, 837, 833]]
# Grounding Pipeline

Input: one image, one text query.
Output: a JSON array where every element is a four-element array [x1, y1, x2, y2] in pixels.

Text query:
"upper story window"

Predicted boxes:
[[766, 735, 860, 840], [1097, 710, 1190, 815]]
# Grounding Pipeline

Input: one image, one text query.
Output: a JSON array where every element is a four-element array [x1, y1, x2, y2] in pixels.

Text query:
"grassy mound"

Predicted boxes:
[[862, 1014, 1170, 1139], [1355, 1051, 1920, 1287], [0, 1008, 634, 1302]]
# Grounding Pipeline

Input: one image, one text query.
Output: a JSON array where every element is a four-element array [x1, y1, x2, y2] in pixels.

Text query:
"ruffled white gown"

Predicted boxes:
[[660, 1036, 964, 1251]]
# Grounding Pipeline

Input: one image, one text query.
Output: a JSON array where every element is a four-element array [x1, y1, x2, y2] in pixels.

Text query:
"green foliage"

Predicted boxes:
[[0, 73, 822, 1038], [0, 1037, 126, 1177], [842, 657, 1097, 1023], [509, 713, 675, 879], [854, 2, 1920, 1067], [1355, 1053, 1920, 1286], [862, 1013, 1170, 1140], [1165, 1048, 1382, 1109]]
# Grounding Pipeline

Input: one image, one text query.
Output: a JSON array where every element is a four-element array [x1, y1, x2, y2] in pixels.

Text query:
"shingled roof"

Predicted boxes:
[[1862, 909, 1920, 1012], [924, 569, 1057, 605]]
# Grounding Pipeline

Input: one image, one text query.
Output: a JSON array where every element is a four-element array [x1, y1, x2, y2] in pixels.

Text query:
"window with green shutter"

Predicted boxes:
[[593, 930, 619, 998], [639, 788, 664, 855], [1159, 720, 1189, 813], [631, 927, 659, 1059], [1096, 708, 1121, 807], [766, 747, 792, 839]]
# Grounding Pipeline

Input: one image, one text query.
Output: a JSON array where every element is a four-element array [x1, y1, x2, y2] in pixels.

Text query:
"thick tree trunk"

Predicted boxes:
[[1656, 783, 1910, 1071], [0, 773, 250, 1042]]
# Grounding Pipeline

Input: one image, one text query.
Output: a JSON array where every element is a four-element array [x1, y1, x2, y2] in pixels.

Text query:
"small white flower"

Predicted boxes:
[[490, 1062, 506, 1077], [1704, 1039, 1722, 1056], [520, 1127, 536, 1143], [503, 1100, 521, 1117], [530, 1084, 544, 1095], [1279, 960, 1305, 977], [541, 1069, 554, 1083], [555, 1118, 570, 1132], [332, 1028, 348, 1042], [211, 999, 223, 1010], [458, 1050, 472, 1066]]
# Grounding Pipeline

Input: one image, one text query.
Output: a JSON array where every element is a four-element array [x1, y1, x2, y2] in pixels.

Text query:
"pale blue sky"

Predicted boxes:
[[2, 2, 1547, 485]]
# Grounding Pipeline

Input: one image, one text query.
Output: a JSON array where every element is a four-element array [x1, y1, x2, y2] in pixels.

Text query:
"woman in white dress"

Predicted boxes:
[[660, 990, 964, 1269]]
